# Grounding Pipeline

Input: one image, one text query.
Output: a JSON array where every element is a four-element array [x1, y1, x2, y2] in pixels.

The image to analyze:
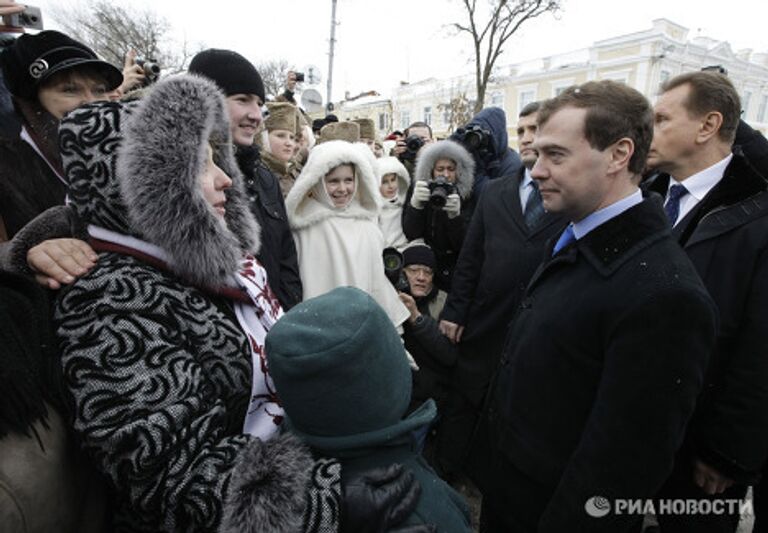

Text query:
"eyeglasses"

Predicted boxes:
[[404, 266, 433, 277]]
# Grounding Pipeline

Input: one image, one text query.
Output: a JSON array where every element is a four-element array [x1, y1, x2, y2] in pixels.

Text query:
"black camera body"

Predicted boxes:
[[136, 58, 161, 86], [294, 71, 305, 83], [452, 124, 493, 159], [428, 176, 457, 208], [398, 134, 425, 162], [383, 247, 410, 294]]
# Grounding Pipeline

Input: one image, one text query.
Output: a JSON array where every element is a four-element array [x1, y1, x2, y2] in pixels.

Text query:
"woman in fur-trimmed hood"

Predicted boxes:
[[402, 139, 476, 291], [285, 140, 409, 327], [376, 156, 411, 251], [53, 74, 341, 533]]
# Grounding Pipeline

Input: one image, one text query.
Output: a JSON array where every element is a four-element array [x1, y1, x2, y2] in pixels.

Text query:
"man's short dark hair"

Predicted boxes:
[[660, 71, 740, 144], [537, 80, 653, 175], [519, 101, 541, 118], [405, 121, 433, 139]]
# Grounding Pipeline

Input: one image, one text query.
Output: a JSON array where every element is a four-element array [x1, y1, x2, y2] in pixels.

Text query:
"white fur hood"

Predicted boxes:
[[285, 140, 383, 230], [414, 140, 475, 200]]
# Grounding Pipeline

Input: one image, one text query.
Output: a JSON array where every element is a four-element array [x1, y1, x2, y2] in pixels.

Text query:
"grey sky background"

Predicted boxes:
[[37, 0, 766, 102]]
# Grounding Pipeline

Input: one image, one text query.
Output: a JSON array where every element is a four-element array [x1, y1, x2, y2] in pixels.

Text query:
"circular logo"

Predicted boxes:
[[585, 496, 611, 518], [29, 59, 49, 79]]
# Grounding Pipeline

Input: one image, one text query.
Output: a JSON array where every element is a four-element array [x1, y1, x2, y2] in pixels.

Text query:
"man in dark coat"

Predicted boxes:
[[437, 101, 566, 479], [475, 80, 717, 532], [645, 71, 768, 533]]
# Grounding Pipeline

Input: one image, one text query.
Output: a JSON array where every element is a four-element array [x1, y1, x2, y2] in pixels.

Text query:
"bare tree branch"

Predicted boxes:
[[454, 0, 561, 112], [255, 59, 296, 101], [49, 0, 199, 76]]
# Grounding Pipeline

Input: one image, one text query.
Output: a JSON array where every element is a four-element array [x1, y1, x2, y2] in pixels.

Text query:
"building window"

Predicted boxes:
[[659, 70, 671, 88], [490, 91, 504, 108], [743, 91, 753, 118], [423, 106, 432, 125], [399, 110, 411, 130], [378, 112, 389, 131], [519, 89, 535, 112], [442, 109, 451, 125], [757, 95, 768, 123], [554, 86, 569, 96]]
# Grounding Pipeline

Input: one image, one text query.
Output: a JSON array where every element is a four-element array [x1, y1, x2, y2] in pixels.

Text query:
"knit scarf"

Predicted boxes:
[[88, 225, 284, 440]]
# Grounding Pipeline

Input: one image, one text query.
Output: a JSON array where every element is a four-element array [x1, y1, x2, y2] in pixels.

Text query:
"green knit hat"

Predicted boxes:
[[266, 287, 419, 449]]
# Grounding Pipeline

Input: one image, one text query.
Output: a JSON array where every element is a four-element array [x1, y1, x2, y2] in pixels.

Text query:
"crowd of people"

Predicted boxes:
[[2, 8, 768, 533]]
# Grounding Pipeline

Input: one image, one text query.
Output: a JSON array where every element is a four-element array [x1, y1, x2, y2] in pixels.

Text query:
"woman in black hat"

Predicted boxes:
[[0, 30, 122, 241]]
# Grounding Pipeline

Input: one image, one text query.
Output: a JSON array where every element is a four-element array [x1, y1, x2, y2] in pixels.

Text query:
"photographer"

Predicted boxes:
[[396, 245, 459, 470], [402, 139, 475, 291], [394, 121, 434, 176], [450, 106, 522, 197]]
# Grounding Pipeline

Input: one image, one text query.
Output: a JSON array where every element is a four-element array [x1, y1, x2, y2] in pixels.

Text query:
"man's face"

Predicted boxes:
[[407, 126, 432, 144], [647, 83, 702, 178], [531, 106, 612, 222], [517, 112, 538, 169], [225, 93, 263, 146], [404, 264, 433, 298]]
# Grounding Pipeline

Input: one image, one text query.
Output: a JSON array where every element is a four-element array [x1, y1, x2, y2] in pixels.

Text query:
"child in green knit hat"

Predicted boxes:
[[266, 286, 471, 532]]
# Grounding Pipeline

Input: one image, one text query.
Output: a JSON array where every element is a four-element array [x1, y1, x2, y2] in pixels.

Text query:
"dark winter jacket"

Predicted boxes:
[[404, 288, 458, 411], [266, 286, 471, 533], [54, 76, 338, 533], [236, 145, 303, 309], [478, 196, 717, 532], [646, 152, 768, 484], [0, 100, 66, 240], [452, 106, 522, 196], [402, 140, 476, 291]]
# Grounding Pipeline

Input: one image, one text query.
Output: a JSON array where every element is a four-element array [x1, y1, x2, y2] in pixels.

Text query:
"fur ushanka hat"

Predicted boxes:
[[318, 121, 360, 144], [352, 118, 376, 140], [264, 102, 298, 134]]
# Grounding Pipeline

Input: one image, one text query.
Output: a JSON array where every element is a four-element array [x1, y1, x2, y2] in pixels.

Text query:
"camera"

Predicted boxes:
[[6, 5, 43, 30], [383, 247, 410, 294], [428, 176, 457, 208], [135, 57, 161, 86], [398, 134, 425, 162], [453, 124, 492, 153], [294, 72, 305, 83]]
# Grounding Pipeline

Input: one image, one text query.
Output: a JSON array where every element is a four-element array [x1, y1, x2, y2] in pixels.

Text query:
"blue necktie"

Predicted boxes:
[[552, 224, 576, 256], [524, 180, 545, 230], [664, 184, 689, 225]]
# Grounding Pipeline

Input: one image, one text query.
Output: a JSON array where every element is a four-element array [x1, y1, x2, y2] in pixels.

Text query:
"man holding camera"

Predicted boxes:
[[397, 244, 458, 424], [450, 106, 523, 197], [394, 121, 434, 176]]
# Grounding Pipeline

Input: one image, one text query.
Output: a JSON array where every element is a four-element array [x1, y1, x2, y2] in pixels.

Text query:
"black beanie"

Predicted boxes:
[[402, 244, 436, 270], [188, 48, 265, 102], [0, 30, 122, 100]]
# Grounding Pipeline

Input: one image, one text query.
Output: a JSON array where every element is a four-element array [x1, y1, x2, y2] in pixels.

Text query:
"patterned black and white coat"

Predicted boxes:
[[54, 76, 339, 533]]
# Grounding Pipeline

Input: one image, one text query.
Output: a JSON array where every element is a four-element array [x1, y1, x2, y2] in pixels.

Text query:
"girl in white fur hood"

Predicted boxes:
[[285, 141, 410, 327], [376, 156, 411, 251]]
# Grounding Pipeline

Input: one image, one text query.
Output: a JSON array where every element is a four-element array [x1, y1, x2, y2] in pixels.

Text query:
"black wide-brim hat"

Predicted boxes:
[[0, 30, 123, 100]]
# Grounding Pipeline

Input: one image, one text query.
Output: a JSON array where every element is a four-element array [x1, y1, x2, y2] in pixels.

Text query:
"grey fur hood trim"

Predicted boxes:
[[414, 139, 475, 200], [117, 74, 261, 286], [285, 140, 382, 230], [221, 433, 315, 533]]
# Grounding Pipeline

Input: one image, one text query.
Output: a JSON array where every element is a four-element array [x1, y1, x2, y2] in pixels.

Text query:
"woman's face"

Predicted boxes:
[[268, 129, 297, 162], [200, 147, 233, 220], [432, 158, 457, 183], [37, 69, 111, 119], [324, 164, 356, 208], [380, 173, 398, 199]]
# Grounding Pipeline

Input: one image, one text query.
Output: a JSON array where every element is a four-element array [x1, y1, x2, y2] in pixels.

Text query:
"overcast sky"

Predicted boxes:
[[36, 0, 766, 103]]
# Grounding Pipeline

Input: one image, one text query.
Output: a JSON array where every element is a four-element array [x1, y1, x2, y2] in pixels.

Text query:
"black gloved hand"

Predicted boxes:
[[341, 463, 423, 533]]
